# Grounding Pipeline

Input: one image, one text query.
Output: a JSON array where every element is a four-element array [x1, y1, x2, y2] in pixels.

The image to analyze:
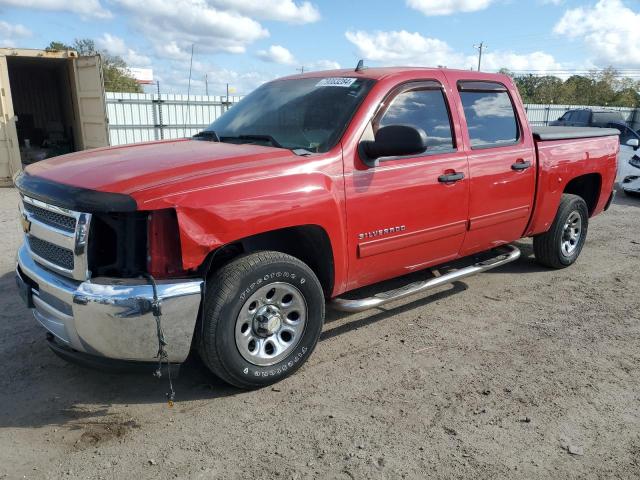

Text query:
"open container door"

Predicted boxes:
[[72, 55, 109, 150], [0, 55, 21, 186]]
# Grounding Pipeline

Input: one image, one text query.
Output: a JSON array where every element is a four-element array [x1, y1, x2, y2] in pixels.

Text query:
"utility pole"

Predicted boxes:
[[297, 66, 304, 74], [205, 74, 209, 96], [474, 41, 486, 72], [185, 44, 194, 133]]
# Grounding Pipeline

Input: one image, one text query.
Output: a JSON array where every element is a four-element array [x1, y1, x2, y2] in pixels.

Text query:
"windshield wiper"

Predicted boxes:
[[220, 134, 284, 149], [193, 130, 220, 142]]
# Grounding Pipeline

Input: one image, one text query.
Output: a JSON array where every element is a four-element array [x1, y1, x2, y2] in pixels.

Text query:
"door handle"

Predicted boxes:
[[511, 160, 532, 171], [438, 172, 465, 183]]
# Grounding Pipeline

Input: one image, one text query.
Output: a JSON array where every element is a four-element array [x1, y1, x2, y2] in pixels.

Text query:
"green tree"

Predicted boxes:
[[507, 66, 640, 108], [562, 75, 594, 105], [45, 38, 143, 93], [45, 41, 72, 52]]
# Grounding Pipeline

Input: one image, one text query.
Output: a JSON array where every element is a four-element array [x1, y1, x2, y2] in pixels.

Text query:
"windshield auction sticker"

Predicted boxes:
[[315, 77, 358, 88]]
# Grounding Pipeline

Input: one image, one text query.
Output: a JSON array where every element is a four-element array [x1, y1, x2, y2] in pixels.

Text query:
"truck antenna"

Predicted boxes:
[[355, 59, 366, 72]]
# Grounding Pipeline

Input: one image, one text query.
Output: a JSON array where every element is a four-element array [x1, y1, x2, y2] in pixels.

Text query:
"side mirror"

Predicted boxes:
[[360, 125, 427, 166], [626, 138, 640, 150]]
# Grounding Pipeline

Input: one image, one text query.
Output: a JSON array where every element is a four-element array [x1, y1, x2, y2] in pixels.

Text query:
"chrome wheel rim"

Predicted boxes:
[[235, 282, 307, 366], [561, 211, 582, 256]]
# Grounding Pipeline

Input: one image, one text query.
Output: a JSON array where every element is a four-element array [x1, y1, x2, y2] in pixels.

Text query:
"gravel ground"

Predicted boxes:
[[0, 186, 638, 480]]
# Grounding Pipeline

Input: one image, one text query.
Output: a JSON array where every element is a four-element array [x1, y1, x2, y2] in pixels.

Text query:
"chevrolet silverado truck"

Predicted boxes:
[[14, 67, 618, 389]]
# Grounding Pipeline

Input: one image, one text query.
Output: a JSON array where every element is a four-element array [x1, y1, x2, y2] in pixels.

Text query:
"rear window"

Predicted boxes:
[[459, 86, 519, 148], [592, 111, 625, 125]]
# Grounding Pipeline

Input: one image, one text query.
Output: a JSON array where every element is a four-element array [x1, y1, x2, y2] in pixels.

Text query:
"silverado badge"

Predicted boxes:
[[358, 225, 406, 240]]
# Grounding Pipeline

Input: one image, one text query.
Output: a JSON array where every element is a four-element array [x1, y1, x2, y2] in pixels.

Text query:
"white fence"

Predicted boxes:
[[524, 103, 640, 130], [106, 92, 242, 146], [106, 93, 640, 147]]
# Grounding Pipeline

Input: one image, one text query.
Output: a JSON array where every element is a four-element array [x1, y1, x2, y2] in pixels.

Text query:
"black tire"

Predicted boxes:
[[533, 194, 589, 269], [623, 189, 640, 198], [199, 251, 325, 389]]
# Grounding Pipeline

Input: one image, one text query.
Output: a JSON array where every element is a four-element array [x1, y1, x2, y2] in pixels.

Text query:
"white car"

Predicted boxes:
[[607, 122, 640, 196]]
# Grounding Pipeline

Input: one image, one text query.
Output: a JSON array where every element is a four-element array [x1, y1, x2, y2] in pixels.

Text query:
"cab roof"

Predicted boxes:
[[279, 66, 509, 82]]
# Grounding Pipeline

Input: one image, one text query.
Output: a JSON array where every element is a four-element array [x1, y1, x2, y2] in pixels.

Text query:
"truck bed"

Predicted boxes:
[[532, 126, 620, 141]]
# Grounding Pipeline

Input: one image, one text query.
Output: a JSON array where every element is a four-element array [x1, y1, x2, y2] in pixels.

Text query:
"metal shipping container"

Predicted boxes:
[[0, 48, 109, 186]]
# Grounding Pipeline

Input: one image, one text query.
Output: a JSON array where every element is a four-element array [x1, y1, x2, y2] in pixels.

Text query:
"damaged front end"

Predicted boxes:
[[14, 173, 203, 366]]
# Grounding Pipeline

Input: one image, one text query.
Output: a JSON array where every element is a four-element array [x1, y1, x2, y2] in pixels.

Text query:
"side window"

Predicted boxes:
[[459, 86, 519, 148], [577, 111, 590, 124], [377, 87, 455, 153]]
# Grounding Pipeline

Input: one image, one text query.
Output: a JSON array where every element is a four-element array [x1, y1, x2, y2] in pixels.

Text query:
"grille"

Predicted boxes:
[[24, 203, 76, 233], [28, 236, 74, 271]]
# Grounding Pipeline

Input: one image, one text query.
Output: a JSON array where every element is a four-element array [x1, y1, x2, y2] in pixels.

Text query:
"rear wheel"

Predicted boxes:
[[199, 251, 325, 389], [533, 194, 589, 269]]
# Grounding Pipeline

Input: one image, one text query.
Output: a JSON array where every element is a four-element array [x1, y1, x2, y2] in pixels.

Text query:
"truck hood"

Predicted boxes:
[[25, 139, 297, 195]]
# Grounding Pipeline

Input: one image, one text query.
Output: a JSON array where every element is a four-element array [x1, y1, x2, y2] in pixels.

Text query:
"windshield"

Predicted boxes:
[[202, 77, 376, 153]]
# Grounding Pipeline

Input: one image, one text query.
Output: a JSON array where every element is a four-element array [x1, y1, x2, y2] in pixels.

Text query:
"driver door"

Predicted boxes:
[[343, 78, 470, 290]]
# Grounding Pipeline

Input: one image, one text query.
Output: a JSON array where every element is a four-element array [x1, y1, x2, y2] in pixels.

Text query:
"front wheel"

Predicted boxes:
[[199, 251, 325, 389], [533, 194, 589, 269]]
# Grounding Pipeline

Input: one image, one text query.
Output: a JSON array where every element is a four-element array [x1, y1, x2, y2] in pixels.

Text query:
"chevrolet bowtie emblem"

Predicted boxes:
[[21, 214, 31, 234]]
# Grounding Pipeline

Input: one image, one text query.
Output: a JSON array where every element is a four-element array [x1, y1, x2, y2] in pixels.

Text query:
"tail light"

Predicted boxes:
[[147, 209, 185, 278]]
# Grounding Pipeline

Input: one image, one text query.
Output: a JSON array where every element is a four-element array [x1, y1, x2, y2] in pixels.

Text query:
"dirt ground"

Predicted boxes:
[[0, 186, 638, 480]]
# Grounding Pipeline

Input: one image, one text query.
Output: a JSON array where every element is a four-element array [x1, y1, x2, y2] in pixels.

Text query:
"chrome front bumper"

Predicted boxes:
[[16, 244, 203, 363]]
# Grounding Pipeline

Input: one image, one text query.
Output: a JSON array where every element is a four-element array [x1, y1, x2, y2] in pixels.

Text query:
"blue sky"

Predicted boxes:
[[1, 0, 639, 95]]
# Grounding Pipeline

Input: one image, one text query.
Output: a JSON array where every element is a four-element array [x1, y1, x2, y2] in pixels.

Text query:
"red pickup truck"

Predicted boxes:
[[15, 67, 618, 389]]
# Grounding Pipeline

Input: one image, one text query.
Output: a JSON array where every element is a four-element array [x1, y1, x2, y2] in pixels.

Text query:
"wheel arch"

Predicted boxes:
[[199, 225, 335, 297], [563, 173, 602, 216]]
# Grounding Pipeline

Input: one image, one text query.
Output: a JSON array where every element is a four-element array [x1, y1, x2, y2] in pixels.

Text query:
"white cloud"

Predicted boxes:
[[406, 0, 494, 15], [0, 0, 111, 19], [97, 33, 151, 67], [113, 0, 269, 56], [152, 59, 275, 96], [155, 42, 184, 61], [0, 21, 30, 38], [306, 59, 341, 70], [0, 20, 31, 47], [345, 29, 563, 73], [256, 45, 296, 65], [553, 0, 640, 67], [208, 0, 320, 23], [345, 30, 460, 66], [476, 51, 561, 72]]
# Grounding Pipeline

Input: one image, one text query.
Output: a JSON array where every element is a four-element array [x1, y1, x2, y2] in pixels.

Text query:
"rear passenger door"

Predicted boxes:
[[454, 80, 536, 256]]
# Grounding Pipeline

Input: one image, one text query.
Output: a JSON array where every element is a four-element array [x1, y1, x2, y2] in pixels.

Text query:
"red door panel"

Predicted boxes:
[[443, 73, 536, 257], [342, 75, 470, 290], [461, 145, 535, 255], [345, 154, 469, 289]]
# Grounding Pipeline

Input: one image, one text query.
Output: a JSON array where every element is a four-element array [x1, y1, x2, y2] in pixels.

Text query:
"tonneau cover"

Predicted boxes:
[[532, 126, 620, 141]]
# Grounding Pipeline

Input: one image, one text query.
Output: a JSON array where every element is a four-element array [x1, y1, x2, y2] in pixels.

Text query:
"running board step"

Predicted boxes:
[[329, 245, 521, 313]]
